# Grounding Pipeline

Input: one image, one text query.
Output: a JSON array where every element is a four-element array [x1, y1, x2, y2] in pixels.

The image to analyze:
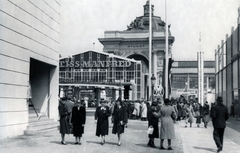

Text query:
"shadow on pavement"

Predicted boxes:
[[86, 140, 118, 146], [135, 143, 152, 148], [49, 141, 62, 145], [193, 146, 216, 152]]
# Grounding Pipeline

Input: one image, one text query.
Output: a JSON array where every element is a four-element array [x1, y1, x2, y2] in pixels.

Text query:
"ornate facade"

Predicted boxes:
[[99, 1, 175, 99]]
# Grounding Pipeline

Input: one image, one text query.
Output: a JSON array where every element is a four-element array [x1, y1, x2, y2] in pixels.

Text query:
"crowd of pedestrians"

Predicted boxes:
[[58, 95, 232, 152]]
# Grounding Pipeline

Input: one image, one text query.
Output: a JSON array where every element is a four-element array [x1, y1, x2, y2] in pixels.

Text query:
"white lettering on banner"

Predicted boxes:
[[60, 60, 131, 68]]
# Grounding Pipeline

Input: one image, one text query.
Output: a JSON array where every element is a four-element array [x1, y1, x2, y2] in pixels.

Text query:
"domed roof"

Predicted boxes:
[[126, 1, 167, 31]]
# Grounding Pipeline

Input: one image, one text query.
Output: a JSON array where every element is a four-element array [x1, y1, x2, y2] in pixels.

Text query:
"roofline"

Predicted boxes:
[[60, 50, 141, 64]]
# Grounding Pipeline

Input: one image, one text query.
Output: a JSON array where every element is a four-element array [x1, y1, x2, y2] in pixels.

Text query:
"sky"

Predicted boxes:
[[60, 0, 240, 60]]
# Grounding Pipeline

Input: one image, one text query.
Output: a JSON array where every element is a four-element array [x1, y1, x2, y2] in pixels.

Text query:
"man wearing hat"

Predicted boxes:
[[211, 96, 229, 152]]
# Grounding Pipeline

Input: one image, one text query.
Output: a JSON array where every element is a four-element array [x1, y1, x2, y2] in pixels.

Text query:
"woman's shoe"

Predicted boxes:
[[61, 141, 66, 145], [159, 146, 165, 150], [149, 142, 156, 148], [117, 142, 121, 146], [74, 142, 78, 145], [168, 147, 173, 150]]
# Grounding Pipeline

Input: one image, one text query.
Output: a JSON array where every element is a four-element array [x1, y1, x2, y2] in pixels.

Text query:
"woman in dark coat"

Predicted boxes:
[[58, 97, 71, 145], [147, 100, 160, 148], [112, 99, 127, 146], [95, 99, 111, 145], [202, 101, 210, 128], [70, 100, 86, 145]]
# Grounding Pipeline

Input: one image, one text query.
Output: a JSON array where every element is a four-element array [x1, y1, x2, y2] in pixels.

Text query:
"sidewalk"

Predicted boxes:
[[177, 118, 240, 153], [0, 116, 240, 153]]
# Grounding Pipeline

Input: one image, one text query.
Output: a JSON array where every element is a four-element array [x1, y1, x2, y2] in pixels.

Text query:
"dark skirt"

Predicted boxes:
[[196, 116, 202, 124], [73, 124, 84, 137], [112, 123, 124, 134], [59, 116, 71, 134], [148, 124, 159, 138]]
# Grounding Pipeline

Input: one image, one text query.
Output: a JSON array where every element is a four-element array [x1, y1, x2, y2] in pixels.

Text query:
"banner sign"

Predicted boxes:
[[60, 60, 131, 68]]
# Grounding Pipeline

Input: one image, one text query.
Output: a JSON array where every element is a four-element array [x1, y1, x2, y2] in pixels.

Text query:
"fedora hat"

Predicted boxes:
[[216, 96, 223, 102]]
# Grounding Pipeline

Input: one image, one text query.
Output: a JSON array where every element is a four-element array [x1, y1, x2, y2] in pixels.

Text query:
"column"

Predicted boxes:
[[112, 89, 116, 101], [96, 88, 101, 107], [119, 88, 122, 100]]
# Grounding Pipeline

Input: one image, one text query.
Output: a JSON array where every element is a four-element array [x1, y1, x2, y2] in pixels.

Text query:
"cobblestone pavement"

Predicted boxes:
[[0, 116, 240, 153]]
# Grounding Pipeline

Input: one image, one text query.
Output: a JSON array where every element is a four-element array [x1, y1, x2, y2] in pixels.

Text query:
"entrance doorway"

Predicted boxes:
[[29, 58, 53, 118]]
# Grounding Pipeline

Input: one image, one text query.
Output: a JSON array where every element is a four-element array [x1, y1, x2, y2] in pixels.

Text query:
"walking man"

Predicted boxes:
[[211, 96, 229, 152]]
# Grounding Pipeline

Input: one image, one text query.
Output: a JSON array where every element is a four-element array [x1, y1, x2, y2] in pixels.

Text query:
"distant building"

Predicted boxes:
[[59, 50, 141, 104], [98, 1, 175, 100], [0, 1, 60, 139], [215, 21, 240, 108], [171, 60, 215, 102]]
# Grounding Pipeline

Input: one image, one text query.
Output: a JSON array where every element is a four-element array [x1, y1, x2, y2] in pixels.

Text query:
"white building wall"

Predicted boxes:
[[0, 0, 60, 139]]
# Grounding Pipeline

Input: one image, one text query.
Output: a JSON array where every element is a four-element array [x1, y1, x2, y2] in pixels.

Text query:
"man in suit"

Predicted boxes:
[[211, 96, 229, 152]]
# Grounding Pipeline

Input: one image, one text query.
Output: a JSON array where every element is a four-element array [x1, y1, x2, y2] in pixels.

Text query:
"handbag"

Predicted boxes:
[[171, 112, 176, 120], [147, 126, 154, 134]]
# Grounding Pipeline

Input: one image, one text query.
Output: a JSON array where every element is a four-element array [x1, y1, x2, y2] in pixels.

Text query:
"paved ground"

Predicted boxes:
[[0, 116, 240, 153]]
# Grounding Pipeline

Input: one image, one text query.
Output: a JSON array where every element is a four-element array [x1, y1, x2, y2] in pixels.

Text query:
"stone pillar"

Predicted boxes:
[[206, 76, 209, 92], [119, 88, 122, 101], [112, 89, 116, 101], [96, 88, 101, 107]]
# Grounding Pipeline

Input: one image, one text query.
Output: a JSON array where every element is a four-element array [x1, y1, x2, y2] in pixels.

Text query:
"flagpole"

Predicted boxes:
[[165, 0, 169, 99], [148, 0, 152, 101]]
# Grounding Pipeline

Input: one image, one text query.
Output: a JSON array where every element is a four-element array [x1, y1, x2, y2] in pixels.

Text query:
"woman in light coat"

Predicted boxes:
[[141, 101, 147, 121], [184, 102, 195, 128], [159, 99, 176, 150]]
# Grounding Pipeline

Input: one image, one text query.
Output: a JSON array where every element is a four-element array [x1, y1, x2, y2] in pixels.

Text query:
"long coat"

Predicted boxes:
[[202, 104, 210, 123], [211, 103, 229, 128], [112, 105, 127, 134], [147, 105, 160, 138], [160, 105, 175, 139], [59, 102, 71, 134], [185, 105, 194, 124], [141, 103, 147, 118], [71, 106, 86, 137], [95, 106, 111, 136]]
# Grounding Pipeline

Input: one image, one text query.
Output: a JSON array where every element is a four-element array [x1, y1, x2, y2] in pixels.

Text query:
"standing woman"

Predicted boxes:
[[95, 99, 111, 145], [141, 101, 147, 121], [112, 99, 127, 146], [184, 102, 195, 128], [147, 99, 160, 148], [202, 101, 210, 128], [58, 97, 71, 145], [159, 99, 176, 150], [71, 100, 86, 145], [194, 102, 203, 127]]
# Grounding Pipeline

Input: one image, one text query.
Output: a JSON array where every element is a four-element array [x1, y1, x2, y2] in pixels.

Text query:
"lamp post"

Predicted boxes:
[[151, 74, 156, 103]]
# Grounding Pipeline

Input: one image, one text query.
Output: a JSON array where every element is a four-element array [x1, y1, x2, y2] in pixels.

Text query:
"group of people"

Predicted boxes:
[[230, 101, 240, 120], [95, 98, 127, 146], [58, 97, 128, 146], [175, 96, 229, 153], [58, 97, 86, 145], [173, 99, 210, 128], [59, 95, 230, 153], [147, 98, 176, 150]]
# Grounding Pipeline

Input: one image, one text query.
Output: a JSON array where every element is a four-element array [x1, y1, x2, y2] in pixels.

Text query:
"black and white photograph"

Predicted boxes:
[[0, 0, 240, 153]]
